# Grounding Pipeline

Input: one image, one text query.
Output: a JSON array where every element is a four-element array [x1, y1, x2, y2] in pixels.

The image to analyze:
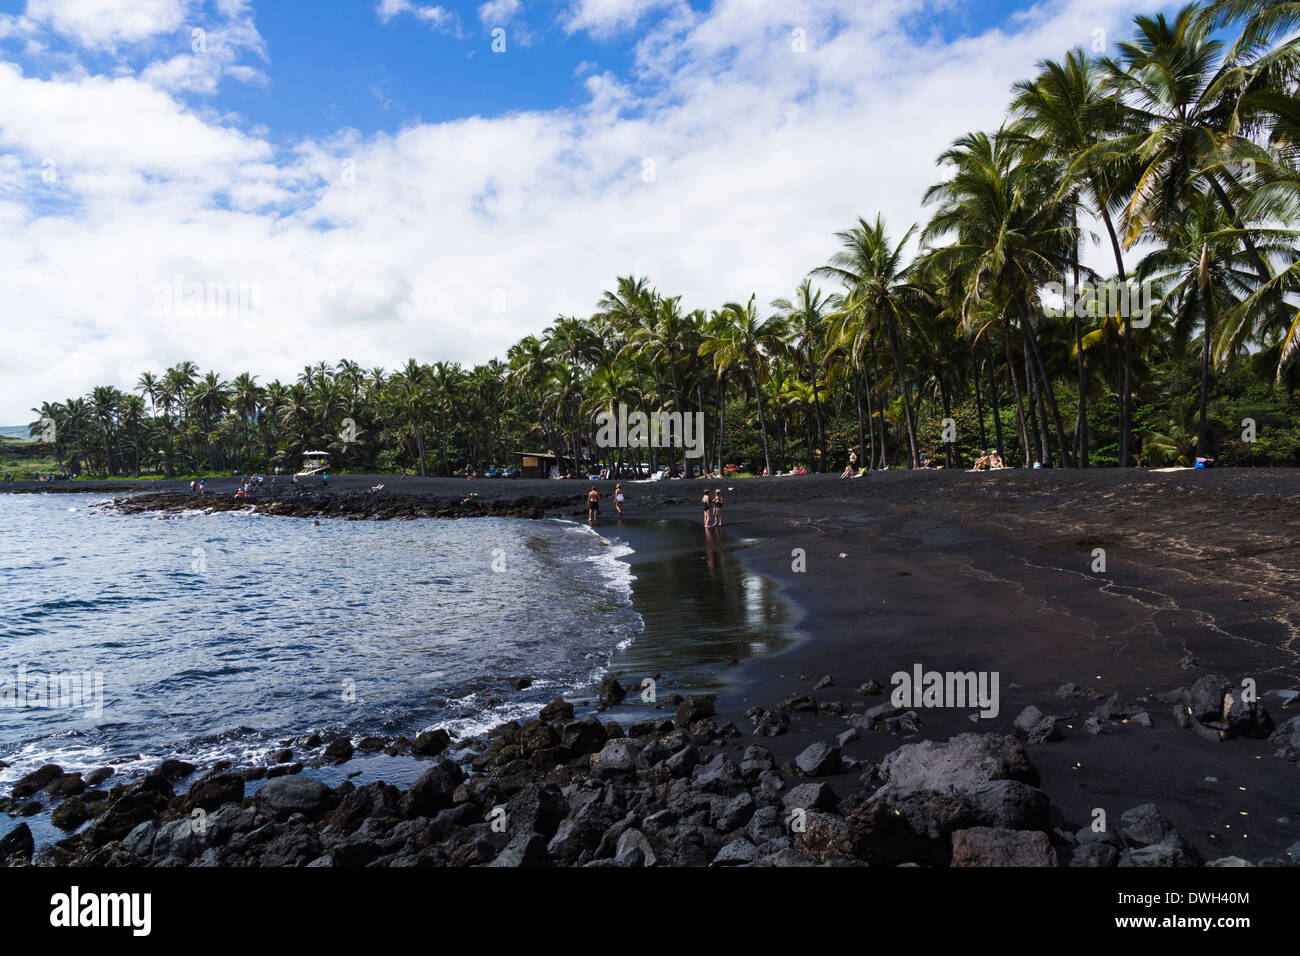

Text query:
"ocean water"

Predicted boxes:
[[0, 494, 643, 784], [0, 495, 795, 792]]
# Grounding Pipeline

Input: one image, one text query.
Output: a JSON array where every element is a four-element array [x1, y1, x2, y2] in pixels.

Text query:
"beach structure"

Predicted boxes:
[[299, 451, 330, 476], [512, 451, 585, 479]]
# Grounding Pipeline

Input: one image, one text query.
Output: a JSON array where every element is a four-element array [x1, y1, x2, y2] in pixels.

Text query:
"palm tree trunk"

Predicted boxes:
[[751, 370, 772, 475], [1071, 209, 1089, 467], [871, 356, 888, 468], [853, 373, 865, 470], [1098, 203, 1132, 469], [809, 352, 825, 472], [1002, 322, 1031, 466], [1198, 297, 1215, 459], [715, 373, 726, 471], [1016, 293, 1075, 466], [940, 380, 954, 468], [885, 319, 919, 468]]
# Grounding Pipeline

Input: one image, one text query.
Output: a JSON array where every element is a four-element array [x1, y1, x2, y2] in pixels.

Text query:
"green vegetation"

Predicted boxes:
[[23, 1, 1300, 477], [0, 435, 61, 480]]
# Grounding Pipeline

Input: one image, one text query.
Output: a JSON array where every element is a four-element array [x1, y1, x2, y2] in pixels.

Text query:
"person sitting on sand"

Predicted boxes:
[[840, 450, 858, 479], [587, 486, 601, 525], [989, 451, 1005, 469], [971, 451, 991, 472], [615, 483, 625, 517]]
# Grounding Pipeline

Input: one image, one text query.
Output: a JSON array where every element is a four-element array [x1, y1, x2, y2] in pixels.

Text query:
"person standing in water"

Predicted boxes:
[[614, 483, 625, 517], [322, 471, 329, 488], [587, 486, 601, 525], [711, 488, 724, 527], [701, 490, 712, 528]]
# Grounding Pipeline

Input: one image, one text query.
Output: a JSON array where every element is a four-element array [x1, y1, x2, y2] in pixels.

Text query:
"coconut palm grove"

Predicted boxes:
[[26, 1, 1300, 479]]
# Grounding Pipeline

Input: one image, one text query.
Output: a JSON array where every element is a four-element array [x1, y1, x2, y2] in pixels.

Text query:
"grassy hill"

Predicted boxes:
[[0, 434, 59, 479]]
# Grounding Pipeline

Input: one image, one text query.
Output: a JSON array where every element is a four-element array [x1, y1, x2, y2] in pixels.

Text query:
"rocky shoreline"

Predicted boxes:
[[106, 490, 567, 521], [2, 671, 1296, 868]]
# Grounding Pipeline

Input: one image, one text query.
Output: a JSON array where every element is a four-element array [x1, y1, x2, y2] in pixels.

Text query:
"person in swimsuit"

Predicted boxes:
[[701, 491, 712, 527], [614, 483, 625, 517], [711, 488, 724, 527], [587, 486, 601, 525], [841, 450, 858, 479]]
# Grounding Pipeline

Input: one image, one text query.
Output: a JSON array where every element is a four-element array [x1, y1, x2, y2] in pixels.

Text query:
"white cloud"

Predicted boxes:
[[562, 0, 679, 37], [478, 0, 522, 26], [376, 0, 460, 34], [23, 0, 191, 49], [0, 0, 1166, 422], [138, 12, 267, 95]]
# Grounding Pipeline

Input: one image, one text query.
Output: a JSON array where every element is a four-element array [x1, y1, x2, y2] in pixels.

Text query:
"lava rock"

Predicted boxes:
[[0, 823, 34, 864], [256, 775, 334, 819], [795, 742, 842, 777], [951, 827, 1056, 866], [10, 764, 63, 799], [413, 729, 452, 757], [1013, 706, 1061, 744], [323, 738, 354, 764]]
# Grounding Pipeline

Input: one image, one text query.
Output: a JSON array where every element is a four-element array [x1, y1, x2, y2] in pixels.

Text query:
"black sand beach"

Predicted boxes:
[[2, 469, 1298, 867]]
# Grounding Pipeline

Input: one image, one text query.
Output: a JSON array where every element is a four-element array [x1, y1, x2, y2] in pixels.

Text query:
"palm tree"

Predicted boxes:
[[1136, 191, 1269, 456], [1011, 49, 1139, 466], [390, 360, 430, 475], [814, 215, 932, 468], [772, 279, 832, 469], [701, 295, 786, 475], [922, 132, 1077, 467]]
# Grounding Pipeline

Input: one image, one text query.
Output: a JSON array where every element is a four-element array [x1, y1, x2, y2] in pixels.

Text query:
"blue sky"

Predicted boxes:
[[0, 0, 1172, 422], [0, 0, 1040, 145]]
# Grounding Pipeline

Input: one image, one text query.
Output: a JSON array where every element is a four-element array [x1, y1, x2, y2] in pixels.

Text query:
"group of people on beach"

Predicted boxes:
[[585, 482, 724, 530], [701, 488, 724, 527], [233, 474, 270, 499], [586, 484, 627, 524], [970, 450, 1006, 471]]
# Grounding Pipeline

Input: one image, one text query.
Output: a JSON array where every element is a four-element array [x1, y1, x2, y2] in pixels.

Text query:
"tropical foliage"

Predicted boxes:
[[26, 1, 1300, 477]]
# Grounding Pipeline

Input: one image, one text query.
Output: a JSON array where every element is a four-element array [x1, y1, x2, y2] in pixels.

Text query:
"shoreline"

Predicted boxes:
[[3, 470, 1299, 866]]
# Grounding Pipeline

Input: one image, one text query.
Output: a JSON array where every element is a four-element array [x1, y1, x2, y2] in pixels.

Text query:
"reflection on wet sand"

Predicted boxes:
[[603, 519, 794, 698]]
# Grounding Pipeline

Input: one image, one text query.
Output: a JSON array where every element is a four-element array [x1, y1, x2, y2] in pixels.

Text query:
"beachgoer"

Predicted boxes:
[[841, 450, 858, 479], [990, 451, 1004, 469], [711, 488, 724, 527], [701, 490, 712, 527], [615, 484, 625, 517], [322, 472, 329, 488], [587, 486, 601, 525]]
